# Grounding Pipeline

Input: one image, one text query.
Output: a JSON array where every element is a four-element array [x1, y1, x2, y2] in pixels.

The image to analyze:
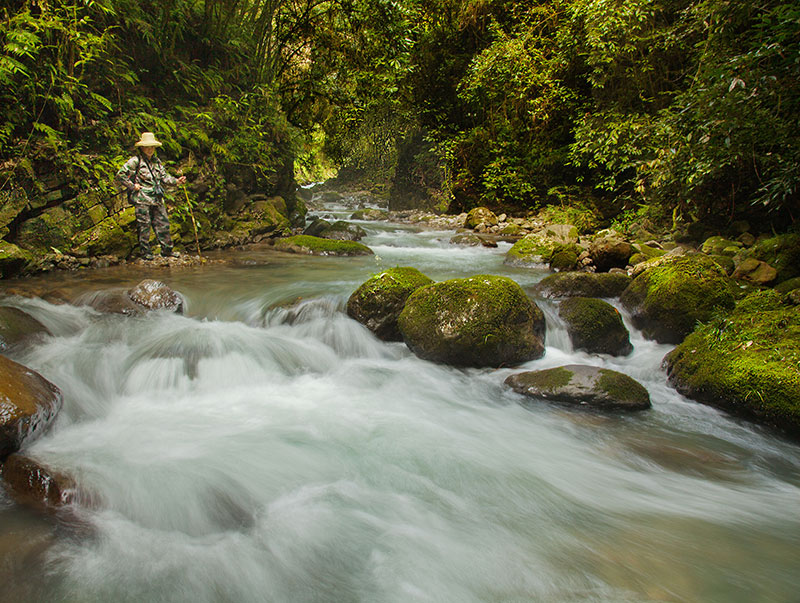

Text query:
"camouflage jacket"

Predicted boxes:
[[116, 154, 178, 206]]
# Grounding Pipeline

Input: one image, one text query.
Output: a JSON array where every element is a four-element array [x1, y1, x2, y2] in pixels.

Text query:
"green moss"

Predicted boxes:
[[701, 236, 742, 255], [71, 208, 137, 257], [517, 367, 574, 392], [549, 249, 578, 272], [733, 289, 785, 314], [0, 241, 34, 278], [274, 234, 373, 256], [710, 254, 735, 275], [506, 233, 560, 265], [749, 234, 800, 283], [357, 267, 433, 300], [597, 369, 650, 406], [665, 299, 800, 436], [465, 207, 498, 228]]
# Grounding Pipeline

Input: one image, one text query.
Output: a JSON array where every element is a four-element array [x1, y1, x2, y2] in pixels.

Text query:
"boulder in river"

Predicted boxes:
[[398, 274, 545, 367], [620, 254, 735, 344], [347, 267, 434, 341], [664, 289, 800, 438], [532, 272, 632, 299], [587, 233, 633, 272], [0, 307, 51, 350], [558, 297, 632, 356], [464, 207, 498, 229], [350, 208, 389, 221], [274, 235, 373, 256], [0, 355, 62, 460], [0, 454, 77, 512], [128, 279, 185, 313], [505, 365, 651, 411]]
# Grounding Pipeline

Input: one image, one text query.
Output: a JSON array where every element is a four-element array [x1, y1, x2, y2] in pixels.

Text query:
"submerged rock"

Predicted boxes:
[[398, 274, 545, 367], [664, 290, 800, 438], [0, 454, 77, 512], [0, 355, 62, 459], [505, 365, 651, 411], [558, 297, 632, 356], [347, 267, 434, 341], [0, 307, 51, 350], [274, 235, 373, 256], [620, 255, 735, 344], [532, 272, 632, 299]]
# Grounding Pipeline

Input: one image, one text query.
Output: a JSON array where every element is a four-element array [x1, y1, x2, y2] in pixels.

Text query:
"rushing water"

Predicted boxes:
[[1, 208, 799, 603]]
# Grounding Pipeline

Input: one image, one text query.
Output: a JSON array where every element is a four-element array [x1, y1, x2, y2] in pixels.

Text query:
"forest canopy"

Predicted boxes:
[[1, 0, 798, 229]]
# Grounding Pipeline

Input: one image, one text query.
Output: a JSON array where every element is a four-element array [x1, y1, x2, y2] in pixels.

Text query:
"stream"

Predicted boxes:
[[1, 202, 799, 602]]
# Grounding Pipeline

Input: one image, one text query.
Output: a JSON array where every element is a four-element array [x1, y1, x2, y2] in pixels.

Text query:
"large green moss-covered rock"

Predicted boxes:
[[620, 255, 735, 343], [664, 290, 800, 438], [305, 219, 366, 241], [71, 208, 137, 258], [505, 230, 582, 268], [398, 275, 545, 367], [0, 355, 62, 460], [0, 307, 51, 350], [347, 267, 434, 341], [505, 365, 651, 411], [532, 272, 632, 299], [273, 235, 373, 256], [558, 297, 632, 356]]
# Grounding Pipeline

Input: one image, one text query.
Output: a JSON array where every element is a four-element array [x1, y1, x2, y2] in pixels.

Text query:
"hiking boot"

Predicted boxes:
[[143, 253, 154, 261], [161, 248, 173, 258]]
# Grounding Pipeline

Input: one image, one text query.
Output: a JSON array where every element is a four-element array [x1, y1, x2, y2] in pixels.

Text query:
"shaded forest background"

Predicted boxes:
[[1, 0, 798, 246]]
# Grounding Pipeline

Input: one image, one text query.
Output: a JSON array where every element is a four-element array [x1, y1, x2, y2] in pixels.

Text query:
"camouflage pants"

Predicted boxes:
[[135, 202, 173, 255]]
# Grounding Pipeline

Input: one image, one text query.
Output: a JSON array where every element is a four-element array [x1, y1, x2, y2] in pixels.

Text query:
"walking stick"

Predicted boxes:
[[182, 184, 202, 258]]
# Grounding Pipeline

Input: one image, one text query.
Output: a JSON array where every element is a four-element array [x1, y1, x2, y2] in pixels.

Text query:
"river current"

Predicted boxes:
[[1, 204, 798, 602]]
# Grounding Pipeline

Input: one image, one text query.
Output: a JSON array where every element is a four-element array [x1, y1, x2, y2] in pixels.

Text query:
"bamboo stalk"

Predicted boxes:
[[182, 184, 202, 258]]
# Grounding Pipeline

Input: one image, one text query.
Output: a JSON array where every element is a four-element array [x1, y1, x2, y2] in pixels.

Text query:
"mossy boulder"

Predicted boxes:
[[731, 258, 777, 285], [549, 248, 579, 272], [620, 255, 735, 344], [505, 365, 651, 411], [450, 233, 483, 247], [398, 275, 545, 367], [0, 453, 77, 512], [505, 232, 581, 267], [0, 307, 51, 350], [0, 355, 63, 459], [0, 241, 34, 278], [746, 234, 800, 284], [464, 207, 498, 229], [532, 272, 632, 299], [320, 221, 367, 241], [347, 267, 434, 341], [558, 297, 632, 356], [664, 290, 800, 438], [775, 277, 800, 294], [701, 236, 743, 256], [273, 235, 373, 256]]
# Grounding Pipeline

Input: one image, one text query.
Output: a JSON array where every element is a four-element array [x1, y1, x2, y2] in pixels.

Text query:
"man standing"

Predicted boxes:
[[116, 132, 186, 259]]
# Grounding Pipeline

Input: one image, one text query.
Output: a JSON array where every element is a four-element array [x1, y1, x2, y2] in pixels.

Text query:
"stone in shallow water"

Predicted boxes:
[[505, 364, 651, 411], [128, 279, 185, 313], [0, 355, 62, 459], [0, 307, 51, 351], [0, 453, 77, 512]]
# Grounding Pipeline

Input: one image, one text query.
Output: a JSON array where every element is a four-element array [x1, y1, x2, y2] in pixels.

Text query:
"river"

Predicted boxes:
[[1, 202, 799, 602]]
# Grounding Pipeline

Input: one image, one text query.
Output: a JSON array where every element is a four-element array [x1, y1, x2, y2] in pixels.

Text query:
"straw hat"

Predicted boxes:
[[134, 132, 162, 147]]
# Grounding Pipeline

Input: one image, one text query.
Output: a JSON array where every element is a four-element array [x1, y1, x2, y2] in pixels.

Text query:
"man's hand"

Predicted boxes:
[[177, 176, 187, 185], [134, 183, 141, 191]]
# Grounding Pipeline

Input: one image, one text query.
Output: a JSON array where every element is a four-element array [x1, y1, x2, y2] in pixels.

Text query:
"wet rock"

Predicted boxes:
[[303, 218, 332, 237], [0, 241, 34, 279], [347, 267, 434, 341], [82, 289, 143, 315], [0, 307, 51, 351], [0, 355, 62, 460], [319, 221, 367, 242], [398, 274, 545, 368], [732, 258, 777, 285], [701, 236, 743, 256], [620, 255, 735, 344], [542, 224, 579, 244], [464, 207, 498, 229], [274, 235, 373, 256], [746, 233, 800, 284], [506, 365, 650, 411], [505, 231, 581, 268], [128, 279, 185, 313], [558, 297, 632, 356], [549, 248, 578, 272], [532, 272, 632, 299], [450, 233, 483, 247], [588, 234, 633, 272], [664, 290, 800, 438], [0, 454, 77, 512]]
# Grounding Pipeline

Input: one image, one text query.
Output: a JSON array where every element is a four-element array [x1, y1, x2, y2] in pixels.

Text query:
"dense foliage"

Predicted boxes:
[[1, 0, 798, 234]]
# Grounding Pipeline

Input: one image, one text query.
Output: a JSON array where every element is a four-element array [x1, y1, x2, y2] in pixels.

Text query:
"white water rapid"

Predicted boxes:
[[1, 208, 798, 602]]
